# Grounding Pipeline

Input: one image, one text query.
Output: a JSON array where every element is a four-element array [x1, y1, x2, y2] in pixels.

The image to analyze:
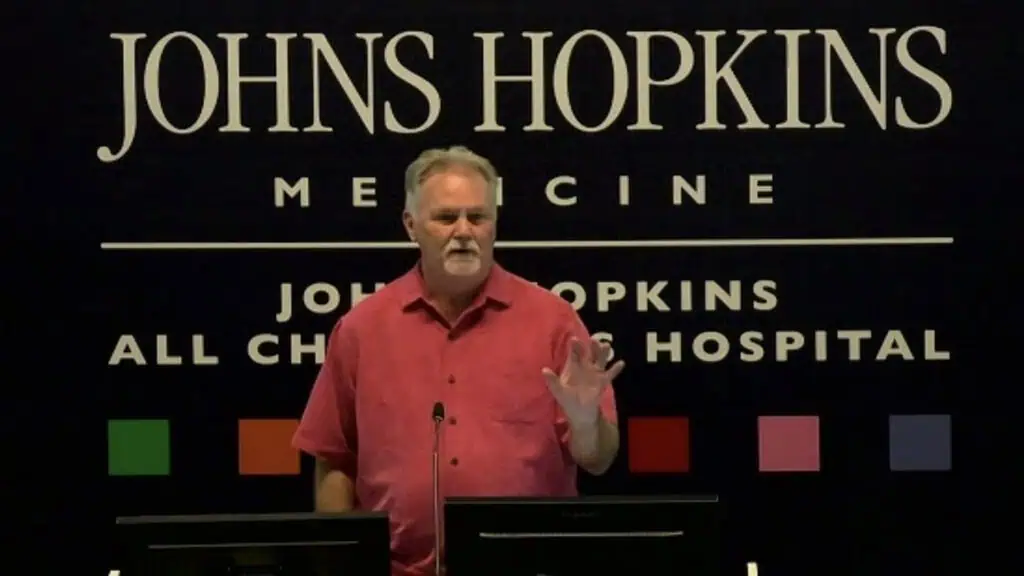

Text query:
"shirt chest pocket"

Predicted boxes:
[[484, 369, 558, 444]]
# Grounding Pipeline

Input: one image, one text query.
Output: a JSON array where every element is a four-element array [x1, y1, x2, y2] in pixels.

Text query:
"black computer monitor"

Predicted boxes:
[[444, 495, 722, 576], [114, 512, 391, 576]]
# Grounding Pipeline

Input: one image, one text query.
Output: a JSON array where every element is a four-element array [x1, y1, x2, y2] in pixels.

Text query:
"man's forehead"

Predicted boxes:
[[427, 202, 489, 213], [417, 167, 492, 213], [423, 165, 487, 186], [420, 187, 490, 211]]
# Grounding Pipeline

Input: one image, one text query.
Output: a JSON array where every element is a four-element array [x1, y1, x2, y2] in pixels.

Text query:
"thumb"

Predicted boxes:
[[541, 368, 561, 392]]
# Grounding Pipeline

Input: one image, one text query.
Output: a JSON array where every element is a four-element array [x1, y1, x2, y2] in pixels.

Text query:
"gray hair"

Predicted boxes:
[[403, 146, 500, 216]]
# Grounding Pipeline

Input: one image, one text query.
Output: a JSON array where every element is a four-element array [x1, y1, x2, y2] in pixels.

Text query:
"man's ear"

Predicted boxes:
[[402, 211, 416, 242]]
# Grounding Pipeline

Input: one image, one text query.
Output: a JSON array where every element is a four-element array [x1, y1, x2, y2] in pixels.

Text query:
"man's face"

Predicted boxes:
[[404, 166, 496, 285]]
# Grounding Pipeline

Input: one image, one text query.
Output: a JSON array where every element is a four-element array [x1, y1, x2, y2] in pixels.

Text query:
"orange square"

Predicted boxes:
[[238, 419, 300, 476], [627, 417, 690, 473]]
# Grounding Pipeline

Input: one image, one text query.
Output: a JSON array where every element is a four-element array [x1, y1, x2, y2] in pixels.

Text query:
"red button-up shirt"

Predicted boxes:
[[293, 263, 618, 576]]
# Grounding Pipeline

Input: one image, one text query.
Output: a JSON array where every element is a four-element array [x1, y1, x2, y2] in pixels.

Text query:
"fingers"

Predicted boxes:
[[588, 338, 601, 364], [541, 367, 564, 396], [570, 338, 586, 364], [587, 338, 615, 371], [567, 337, 623, 381], [604, 360, 625, 381]]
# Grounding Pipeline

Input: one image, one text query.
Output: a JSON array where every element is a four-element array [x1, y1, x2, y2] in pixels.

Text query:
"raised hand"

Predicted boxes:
[[541, 337, 624, 424]]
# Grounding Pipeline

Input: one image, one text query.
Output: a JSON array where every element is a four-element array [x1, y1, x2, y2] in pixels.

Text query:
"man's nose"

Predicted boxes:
[[452, 216, 472, 236]]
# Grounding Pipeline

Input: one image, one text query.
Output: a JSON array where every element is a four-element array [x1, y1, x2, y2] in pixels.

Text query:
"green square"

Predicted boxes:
[[107, 419, 171, 476]]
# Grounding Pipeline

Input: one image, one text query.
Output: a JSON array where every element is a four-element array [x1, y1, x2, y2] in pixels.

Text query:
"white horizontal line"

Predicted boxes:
[[478, 531, 683, 539], [100, 237, 953, 251], [149, 540, 357, 549]]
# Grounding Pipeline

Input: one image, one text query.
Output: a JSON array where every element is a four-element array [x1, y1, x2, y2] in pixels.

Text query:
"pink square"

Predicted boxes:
[[758, 416, 820, 472]]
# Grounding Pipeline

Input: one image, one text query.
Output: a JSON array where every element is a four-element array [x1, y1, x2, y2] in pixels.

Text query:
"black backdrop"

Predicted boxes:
[[15, 0, 1014, 574]]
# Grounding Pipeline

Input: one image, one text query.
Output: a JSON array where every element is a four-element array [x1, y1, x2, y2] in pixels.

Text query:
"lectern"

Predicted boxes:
[[114, 512, 391, 576], [444, 495, 722, 576]]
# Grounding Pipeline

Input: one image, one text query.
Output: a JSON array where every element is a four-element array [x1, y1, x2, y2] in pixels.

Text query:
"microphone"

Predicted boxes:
[[431, 402, 446, 576]]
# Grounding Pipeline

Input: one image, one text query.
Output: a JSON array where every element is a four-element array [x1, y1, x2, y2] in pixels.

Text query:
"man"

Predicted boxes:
[[292, 146, 624, 576]]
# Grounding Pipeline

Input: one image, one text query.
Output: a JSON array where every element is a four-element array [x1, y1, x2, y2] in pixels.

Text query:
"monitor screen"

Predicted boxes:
[[114, 512, 391, 576], [444, 495, 722, 576]]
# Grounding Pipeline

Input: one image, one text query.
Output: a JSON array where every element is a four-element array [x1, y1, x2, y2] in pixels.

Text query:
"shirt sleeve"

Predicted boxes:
[[292, 316, 358, 478], [552, 305, 619, 449]]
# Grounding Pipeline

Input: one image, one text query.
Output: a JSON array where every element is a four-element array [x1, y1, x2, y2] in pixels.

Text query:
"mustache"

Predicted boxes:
[[445, 242, 480, 253]]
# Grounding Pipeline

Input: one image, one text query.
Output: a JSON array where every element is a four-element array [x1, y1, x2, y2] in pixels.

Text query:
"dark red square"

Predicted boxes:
[[627, 417, 690, 473]]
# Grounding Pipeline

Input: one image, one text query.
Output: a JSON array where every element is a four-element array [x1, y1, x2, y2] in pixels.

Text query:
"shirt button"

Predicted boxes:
[[449, 417, 457, 425], [450, 457, 459, 466], [447, 375, 455, 384]]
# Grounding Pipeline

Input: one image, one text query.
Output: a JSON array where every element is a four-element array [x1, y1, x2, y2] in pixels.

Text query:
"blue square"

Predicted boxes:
[[888, 414, 952, 471]]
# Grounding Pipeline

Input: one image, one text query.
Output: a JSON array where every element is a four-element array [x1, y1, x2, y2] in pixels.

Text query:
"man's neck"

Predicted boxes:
[[421, 267, 487, 324], [433, 295, 474, 324]]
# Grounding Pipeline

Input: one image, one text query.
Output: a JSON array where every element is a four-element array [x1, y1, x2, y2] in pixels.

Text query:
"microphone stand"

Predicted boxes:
[[431, 402, 445, 576]]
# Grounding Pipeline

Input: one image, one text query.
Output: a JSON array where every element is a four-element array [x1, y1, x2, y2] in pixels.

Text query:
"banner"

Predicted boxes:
[[95, 6, 965, 574]]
